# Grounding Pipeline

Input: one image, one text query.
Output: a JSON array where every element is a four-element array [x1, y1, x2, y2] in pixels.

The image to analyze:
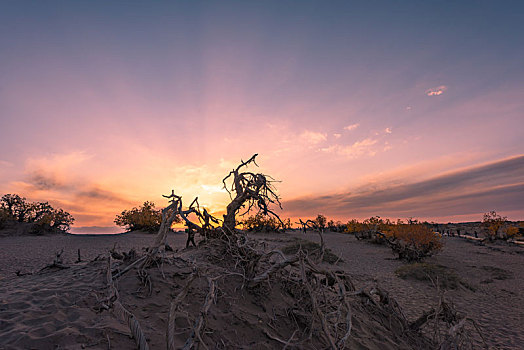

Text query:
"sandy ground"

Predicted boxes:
[[0, 231, 523, 349], [277, 231, 524, 349]]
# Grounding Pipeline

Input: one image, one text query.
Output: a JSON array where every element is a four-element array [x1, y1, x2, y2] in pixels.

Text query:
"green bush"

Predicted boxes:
[[114, 201, 171, 232]]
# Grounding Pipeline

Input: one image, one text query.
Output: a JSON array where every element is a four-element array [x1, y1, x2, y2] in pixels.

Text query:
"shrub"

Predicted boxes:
[[481, 211, 508, 240], [384, 223, 442, 262], [349, 216, 391, 242], [242, 213, 281, 232], [506, 226, 519, 239], [114, 201, 168, 232], [345, 219, 366, 235]]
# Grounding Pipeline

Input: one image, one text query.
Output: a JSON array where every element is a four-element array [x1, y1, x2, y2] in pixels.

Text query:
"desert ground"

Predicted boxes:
[[0, 231, 523, 349]]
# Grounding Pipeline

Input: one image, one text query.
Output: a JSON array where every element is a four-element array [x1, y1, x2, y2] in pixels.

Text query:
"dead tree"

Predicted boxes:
[[149, 190, 182, 256], [222, 154, 283, 233], [142, 191, 205, 267], [196, 207, 220, 238], [296, 219, 308, 234]]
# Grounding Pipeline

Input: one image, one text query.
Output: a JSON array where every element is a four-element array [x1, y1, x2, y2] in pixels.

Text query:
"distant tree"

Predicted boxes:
[[115, 201, 175, 233], [0, 194, 74, 233], [481, 211, 508, 241], [1, 194, 32, 222], [327, 219, 345, 232], [0, 207, 8, 229], [314, 214, 327, 231], [242, 212, 287, 232], [34, 208, 75, 233], [345, 219, 365, 235], [283, 218, 292, 230], [29, 201, 54, 222]]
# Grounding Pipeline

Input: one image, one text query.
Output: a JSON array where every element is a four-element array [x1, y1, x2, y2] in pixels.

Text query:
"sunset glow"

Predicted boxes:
[[1, 1, 523, 232]]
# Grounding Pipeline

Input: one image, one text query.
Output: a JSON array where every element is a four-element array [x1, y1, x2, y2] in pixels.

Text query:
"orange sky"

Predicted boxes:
[[0, 2, 523, 232]]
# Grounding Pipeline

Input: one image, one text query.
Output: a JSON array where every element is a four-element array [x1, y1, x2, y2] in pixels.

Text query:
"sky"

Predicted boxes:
[[0, 1, 523, 232]]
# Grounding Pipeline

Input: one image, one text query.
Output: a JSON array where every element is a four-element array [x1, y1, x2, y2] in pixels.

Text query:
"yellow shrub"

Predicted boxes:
[[384, 223, 443, 261]]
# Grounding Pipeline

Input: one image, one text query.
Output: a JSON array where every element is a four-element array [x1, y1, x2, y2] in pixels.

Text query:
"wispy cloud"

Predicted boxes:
[[321, 138, 378, 158], [343, 123, 360, 131], [284, 155, 524, 220], [385, 127, 392, 134], [6, 151, 138, 227], [0, 160, 13, 168], [301, 130, 327, 144], [426, 85, 447, 96], [333, 133, 342, 139]]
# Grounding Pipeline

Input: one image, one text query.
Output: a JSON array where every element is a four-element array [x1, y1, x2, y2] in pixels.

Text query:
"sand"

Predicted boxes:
[[0, 231, 522, 349]]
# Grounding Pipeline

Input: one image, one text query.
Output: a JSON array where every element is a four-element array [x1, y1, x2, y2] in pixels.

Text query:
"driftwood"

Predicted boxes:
[[39, 249, 69, 272]]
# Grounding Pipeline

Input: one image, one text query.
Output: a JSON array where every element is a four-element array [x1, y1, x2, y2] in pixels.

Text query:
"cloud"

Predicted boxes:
[[6, 151, 138, 227], [300, 130, 327, 144], [321, 138, 378, 158], [385, 127, 392, 134], [76, 186, 133, 204], [283, 155, 524, 219], [0, 160, 13, 168], [426, 85, 447, 96], [333, 133, 342, 139], [343, 123, 360, 131]]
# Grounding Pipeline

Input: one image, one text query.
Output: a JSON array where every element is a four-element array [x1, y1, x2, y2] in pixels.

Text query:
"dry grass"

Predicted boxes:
[[395, 263, 475, 291], [479, 265, 513, 284], [282, 239, 342, 264]]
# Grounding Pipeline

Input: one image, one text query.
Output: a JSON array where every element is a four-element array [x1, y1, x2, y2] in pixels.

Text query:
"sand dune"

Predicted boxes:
[[0, 231, 522, 349]]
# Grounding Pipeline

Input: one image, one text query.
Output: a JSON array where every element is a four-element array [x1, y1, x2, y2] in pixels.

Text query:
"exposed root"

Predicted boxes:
[[167, 273, 198, 350], [182, 276, 217, 350], [105, 256, 150, 350]]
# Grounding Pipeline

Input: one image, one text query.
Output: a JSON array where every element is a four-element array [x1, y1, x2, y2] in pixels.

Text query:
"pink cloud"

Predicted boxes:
[[343, 123, 360, 131], [426, 85, 448, 96], [300, 130, 327, 144]]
